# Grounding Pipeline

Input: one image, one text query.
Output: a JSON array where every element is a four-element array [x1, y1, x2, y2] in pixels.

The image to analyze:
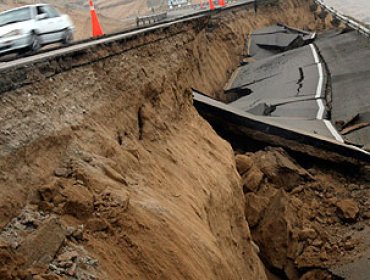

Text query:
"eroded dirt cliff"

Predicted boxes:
[[0, 0, 335, 279]]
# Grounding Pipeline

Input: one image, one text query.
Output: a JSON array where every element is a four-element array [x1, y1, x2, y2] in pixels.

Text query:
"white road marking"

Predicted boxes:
[[309, 44, 325, 120], [324, 120, 344, 143], [310, 43, 346, 142], [310, 43, 320, 63], [316, 99, 325, 120]]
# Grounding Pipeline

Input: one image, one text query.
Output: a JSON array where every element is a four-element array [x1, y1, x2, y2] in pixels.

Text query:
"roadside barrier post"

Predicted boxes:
[[89, 0, 104, 38]]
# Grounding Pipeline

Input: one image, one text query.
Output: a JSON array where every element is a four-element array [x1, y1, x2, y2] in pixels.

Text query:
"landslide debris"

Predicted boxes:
[[237, 147, 370, 279], [0, 0, 348, 279]]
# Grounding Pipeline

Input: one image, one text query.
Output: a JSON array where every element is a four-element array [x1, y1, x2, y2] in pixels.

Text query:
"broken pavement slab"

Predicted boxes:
[[248, 24, 315, 59], [193, 91, 370, 164], [316, 31, 370, 149], [226, 45, 328, 122]]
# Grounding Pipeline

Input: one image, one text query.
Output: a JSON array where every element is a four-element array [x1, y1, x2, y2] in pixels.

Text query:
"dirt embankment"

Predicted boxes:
[[0, 1, 330, 279]]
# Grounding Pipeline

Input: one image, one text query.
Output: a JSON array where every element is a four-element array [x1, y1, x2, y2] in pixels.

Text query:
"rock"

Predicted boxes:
[[38, 185, 58, 203], [76, 180, 85, 186], [244, 193, 270, 228], [67, 262, 77, 276], [72, 225, 84, 241], [295, 245, 323, 269], [17, 218, 66, 268], [57, 251, 78, 262], [298, 228, 317, 241], [251, 147, 313, 191], [336, 199, 359, 222], [58, 261, 74, 269], [254, 190, 298, 271], [66, 226, 75, 236], [342, 241, 355, 251], [300, 270, 332, 280], [62, 185, 94, 219], [242, 166, 264, 193], [290, 185, 305, 195], [54, 168, 69, 178], [319, 250, 328, 261], [235, 155, 253, 175], [311, 239, 323, 248], [284, 260, 299, 280], [87, 218, 110, 232]]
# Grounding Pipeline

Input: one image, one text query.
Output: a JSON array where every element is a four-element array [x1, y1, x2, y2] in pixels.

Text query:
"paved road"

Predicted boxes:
[[316, 30, 370, 149], [0, 14, 204, 71], [323, 0, 370, 24], [224, 25, 342, 141], [0, 0, 253, 71], [224, 24, 370, 150]]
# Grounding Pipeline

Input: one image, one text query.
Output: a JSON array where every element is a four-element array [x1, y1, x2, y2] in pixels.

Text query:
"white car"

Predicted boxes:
[[0, 4, 74, 56]]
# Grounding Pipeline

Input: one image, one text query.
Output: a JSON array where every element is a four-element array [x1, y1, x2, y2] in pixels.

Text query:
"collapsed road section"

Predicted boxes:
[[194, 23, 370, 164], [0, 0, 369, 279]]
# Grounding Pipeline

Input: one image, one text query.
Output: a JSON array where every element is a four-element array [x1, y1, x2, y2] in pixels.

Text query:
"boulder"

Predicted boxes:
[[298, 228, 317, 241], [245, 193, 270, 228], [254, 190, 298, 271], [242, 165, 264, 193], [336, 199, 359, 223], [235, 154, 253, 175], [251, 147, 313, 191]]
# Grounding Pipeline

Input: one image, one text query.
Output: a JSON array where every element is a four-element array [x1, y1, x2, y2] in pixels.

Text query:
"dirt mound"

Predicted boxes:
[[0, 0, 336, 279], [238, 147, 370, 279]]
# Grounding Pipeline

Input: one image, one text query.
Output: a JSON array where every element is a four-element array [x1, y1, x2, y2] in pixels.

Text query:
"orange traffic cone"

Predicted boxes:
[[200, 0, 203, 9], [89, 0, 104, 38], [219, 0, 225, 6], [209, 0, 215, 10]]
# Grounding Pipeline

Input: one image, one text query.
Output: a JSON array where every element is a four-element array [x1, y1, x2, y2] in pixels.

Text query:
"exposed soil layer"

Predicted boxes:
[[237, 148, 370, 279], [0, 1, 353, 279]]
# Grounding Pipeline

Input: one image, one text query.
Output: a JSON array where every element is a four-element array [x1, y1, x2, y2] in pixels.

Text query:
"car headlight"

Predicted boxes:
[[3, 29, 22, 38]]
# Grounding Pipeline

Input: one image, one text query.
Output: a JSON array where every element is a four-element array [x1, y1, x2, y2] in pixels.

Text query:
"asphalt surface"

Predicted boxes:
[[316, 30, 370, 149], [193, 91, 370, 163], [248, 24, 315, 59], [224, 24, 370, 151], [0, 14, 202, 70], [329, 226, 370, 280], [225, 25, 336, 139], [323, 0, 370, 24]]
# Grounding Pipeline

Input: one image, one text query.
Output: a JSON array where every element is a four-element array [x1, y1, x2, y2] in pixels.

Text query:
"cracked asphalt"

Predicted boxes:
[[225, 25, 370, 150]]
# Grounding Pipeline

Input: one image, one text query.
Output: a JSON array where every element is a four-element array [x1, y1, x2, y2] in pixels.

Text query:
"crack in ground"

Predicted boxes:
[[296, 67, 304, 96]]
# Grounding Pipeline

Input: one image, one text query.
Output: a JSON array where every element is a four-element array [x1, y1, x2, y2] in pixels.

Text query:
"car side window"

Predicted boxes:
[[36, 6, 47, 17], [43, 6, 60, 18], [36, 5, 60, 18]]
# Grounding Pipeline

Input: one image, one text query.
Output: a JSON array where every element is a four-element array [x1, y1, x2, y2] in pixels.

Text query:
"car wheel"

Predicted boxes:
[[62, 29, 73, 45], [29, 33, 41, 53]]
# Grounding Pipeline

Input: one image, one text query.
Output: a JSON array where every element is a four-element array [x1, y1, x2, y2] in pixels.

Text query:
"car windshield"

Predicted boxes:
[[0, 7, 32, 27]]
